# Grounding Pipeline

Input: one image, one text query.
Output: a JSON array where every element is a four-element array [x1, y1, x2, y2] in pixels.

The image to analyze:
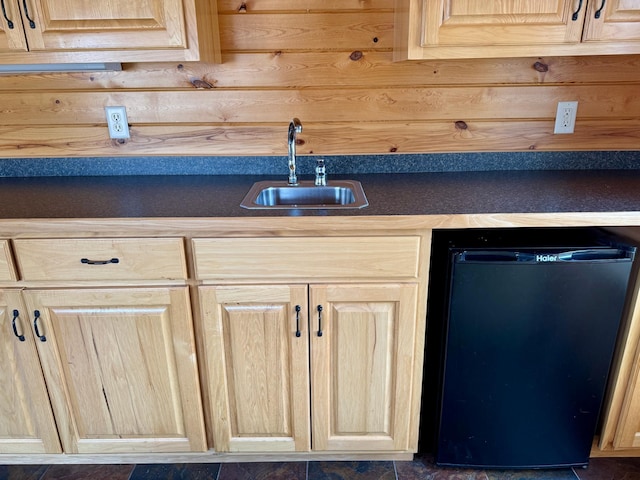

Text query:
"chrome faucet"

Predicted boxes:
[[287, 118, 302, 185]]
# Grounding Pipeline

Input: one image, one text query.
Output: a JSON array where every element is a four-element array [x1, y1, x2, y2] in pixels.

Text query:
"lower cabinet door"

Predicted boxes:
[[200, 285, 311, 453], [310, 283, 418, 451], [0, 290, 61, 453], [22, 287, 206, 454]]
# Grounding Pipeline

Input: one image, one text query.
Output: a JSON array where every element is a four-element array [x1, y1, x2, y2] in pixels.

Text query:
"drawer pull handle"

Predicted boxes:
[[317, 305, 323, 337], [22, 0, 35, 28], [295, 305, 301, 337], [33, 310, 46, 342], [12, 310, 25, 342], [1, 1, 14, 29], [595, 0, 606, 18], [572, 0, 583, 20], [81, 257, 120, 265]]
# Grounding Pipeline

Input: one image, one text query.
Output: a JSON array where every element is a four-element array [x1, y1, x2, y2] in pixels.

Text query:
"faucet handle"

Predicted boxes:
[[315, 158, 327, 186]]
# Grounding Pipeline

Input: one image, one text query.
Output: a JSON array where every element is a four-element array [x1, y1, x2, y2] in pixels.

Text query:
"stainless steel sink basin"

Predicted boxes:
[[240, 180, 368, 209]]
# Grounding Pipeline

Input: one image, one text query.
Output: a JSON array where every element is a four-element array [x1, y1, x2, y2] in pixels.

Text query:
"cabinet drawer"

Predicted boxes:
[[0, 240, 17, 281], [193, 236, 421, 281], [14, 238, 187, 281]]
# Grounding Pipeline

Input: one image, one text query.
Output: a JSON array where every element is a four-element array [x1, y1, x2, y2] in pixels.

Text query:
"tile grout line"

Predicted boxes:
[[306, 460, 309, 480], [570, 466, 583, 480], [38, 464, 50, 480], [392, 460, 399, 480]]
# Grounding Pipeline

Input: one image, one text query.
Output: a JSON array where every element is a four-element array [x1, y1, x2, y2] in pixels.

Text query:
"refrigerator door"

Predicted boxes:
[[436, 248, 634, 468]]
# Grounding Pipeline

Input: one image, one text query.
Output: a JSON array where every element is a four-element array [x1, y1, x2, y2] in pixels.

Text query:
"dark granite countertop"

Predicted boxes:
[[0, 170, 639, 219]]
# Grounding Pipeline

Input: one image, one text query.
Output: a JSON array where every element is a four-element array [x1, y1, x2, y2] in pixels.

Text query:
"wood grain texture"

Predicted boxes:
[[310, 283, 417, 451], [219, 12, 393, 51], [0, 450, 414, 463], [217, 0, 393, 12], [0, 0, 219, 64], [23, 287, 207, 454], [614, 337, 640, 448], [24, 0, 189, 51], [4, 85, 640, 124], [2, 120, 639, 157], [0, 216, 639, 462], [583, 0, 640, 42], [600, 227, 640, 450], [2, 55, 639, 90], [423, 0, 583, 46], [0, 240, 17, 281], [598, 228, 640, 454], [0, 0, 638, 156], [13, 238, 188, 281], [0, 291, 62, 454], [200, 285, 311, 452], [192, 236, 420, 282], [3, 214, 640, 242], [396, 0, 640, 59]]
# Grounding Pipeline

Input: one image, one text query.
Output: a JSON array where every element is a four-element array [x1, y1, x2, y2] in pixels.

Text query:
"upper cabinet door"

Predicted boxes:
[[422, 0, 584, 47], [21, 0, 188, 51], [0, 0, 28, 52], [583, 0, 640, 42], [394, 0, 640, 59], [0, 0, 220, 63]]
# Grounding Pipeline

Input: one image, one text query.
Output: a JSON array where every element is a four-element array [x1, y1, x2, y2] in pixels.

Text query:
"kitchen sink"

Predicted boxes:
[[240, 180, 368, 209]]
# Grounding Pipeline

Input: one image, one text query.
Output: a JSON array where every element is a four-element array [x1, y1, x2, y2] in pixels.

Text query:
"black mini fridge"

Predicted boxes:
[[432, 228, 636, 469]]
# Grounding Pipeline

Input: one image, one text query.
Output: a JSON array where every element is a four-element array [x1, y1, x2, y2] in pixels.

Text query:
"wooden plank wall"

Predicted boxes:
[[0, 0, 639, 158]]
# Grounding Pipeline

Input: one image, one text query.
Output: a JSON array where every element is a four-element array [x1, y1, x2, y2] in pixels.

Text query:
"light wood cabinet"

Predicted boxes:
[[192, 236, 421, 282], [1, 236, 207, 455], [0, 240, 17, 281], [583, 0, 640, 43], [0, 220, 432, 463], [610, 357, 640, 449], [14, 237, 188, 281], [310, 283, 418, 452], [0, 1, 27, 52], [0, 290, 61, 454], [394, 0, 640, 60], [0, 0, 220, 64], [200, 283, 418, 453], [22, 287, 206, 454], [194, 236, 423, 454], [598, 231, 640, 453], [200, 285, 311, 453]]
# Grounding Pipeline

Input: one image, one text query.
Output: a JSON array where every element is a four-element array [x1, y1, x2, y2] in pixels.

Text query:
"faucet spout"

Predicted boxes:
[[288, 118, 302, 185]]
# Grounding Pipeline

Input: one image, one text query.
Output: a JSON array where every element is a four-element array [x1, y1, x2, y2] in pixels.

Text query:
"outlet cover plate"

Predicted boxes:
[[554, 101, 578, 134], [105, 106, 130, 139]]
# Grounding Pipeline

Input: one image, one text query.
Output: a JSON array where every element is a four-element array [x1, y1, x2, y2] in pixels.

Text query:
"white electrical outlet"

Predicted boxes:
[[553, 101, 578, 134], [105, 106, 130, 139]]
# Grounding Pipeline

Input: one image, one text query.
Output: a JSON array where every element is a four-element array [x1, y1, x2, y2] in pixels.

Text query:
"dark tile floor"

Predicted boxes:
[[1, 455, 640, 480]]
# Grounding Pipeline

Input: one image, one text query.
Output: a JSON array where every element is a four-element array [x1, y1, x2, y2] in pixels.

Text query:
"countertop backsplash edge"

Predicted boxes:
[[0, 151, 639, 178]]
